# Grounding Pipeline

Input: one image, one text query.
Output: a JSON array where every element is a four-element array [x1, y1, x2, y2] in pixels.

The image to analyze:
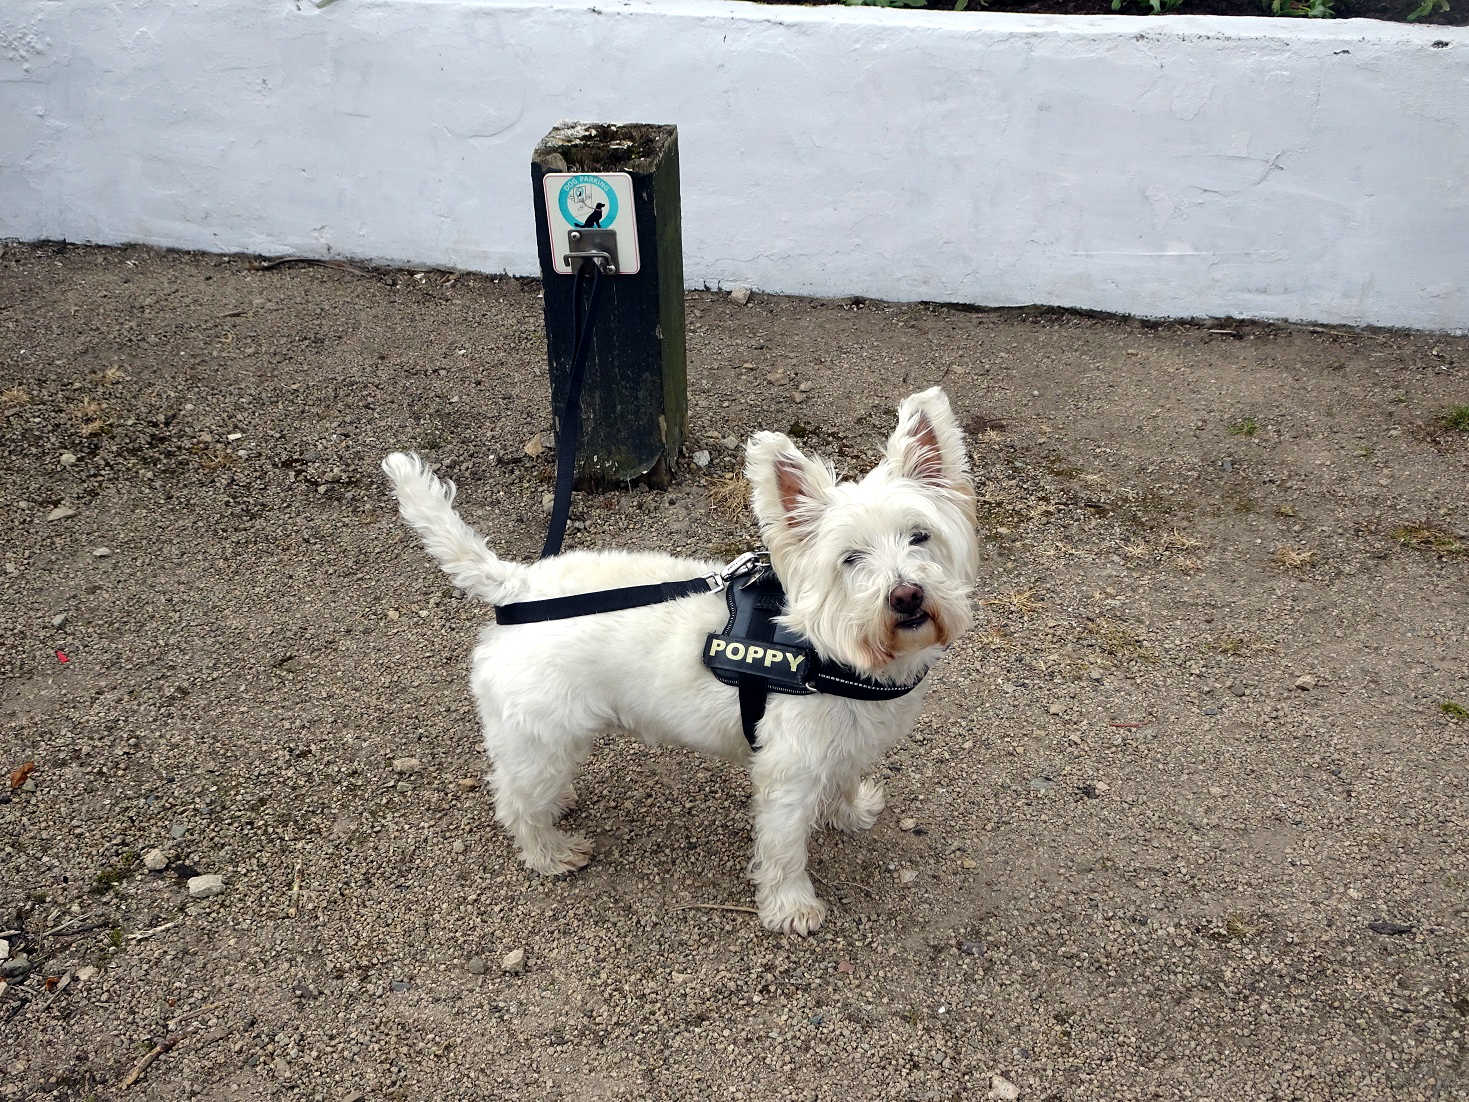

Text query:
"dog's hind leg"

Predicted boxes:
[[476, 686, 596, 875]]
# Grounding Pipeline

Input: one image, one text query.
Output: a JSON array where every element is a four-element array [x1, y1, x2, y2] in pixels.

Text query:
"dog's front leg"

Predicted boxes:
[[748, 752, 827, 936]]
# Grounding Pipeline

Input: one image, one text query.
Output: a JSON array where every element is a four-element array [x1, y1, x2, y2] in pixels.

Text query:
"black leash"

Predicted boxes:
[[541, 259, 605, 559]]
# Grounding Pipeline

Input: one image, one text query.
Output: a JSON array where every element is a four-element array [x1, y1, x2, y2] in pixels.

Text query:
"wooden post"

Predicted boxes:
[[531, 123, 686, 488]]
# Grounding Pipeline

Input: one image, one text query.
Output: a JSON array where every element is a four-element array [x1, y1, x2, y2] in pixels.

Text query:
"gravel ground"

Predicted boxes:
[[2, 242, 1467, 1101]]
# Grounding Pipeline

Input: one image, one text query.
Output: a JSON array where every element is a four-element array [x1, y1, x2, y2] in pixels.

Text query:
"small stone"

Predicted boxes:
[[691, 450, 710, 468], [1, 956, 32, 979], [389, 979, 411, 993], [47, 505, 77, 521], [501, 948, 525, 973], [170, 821, 188, 840], [1047, 703, 1063, 716], [467, 956, 487, 975], [273, 1057, 290, 1078], [456, 777, 481, 792], [392, 757, 424, 774], [790, 391, 806, 404], [798, 381, 812, 393], [1202, 707, 1220, 716], [1294, 675, 1316, 691], [75, 965, 99, 982], [386, 609, 400, 621], [1029, 776, 1054, 793], [729, 285, 751, 306], [524, 433, 546, 458], [227, 432, 244, 441], [898, 868, 918, 885], [187, 874, 225, 899], [0, 938, 7, 960], [92, 547, 112, 558], [20, 779, 35, 793], [721, 436, 739, 450], [987, 1073, 1020, 1101], [960, 857, 978, 870], [765, 370, 786, 384], [541, 492, 555, 514], [898, 817, 917, 832], [1087, 668, 1102, 682], [452, 840, 466, 855], [143, 848, 168, 872], [60, 452, 77, 467], [1368, 920, 1414, 936], [394, 781, 411, 794], [51, 613, 68, 628]]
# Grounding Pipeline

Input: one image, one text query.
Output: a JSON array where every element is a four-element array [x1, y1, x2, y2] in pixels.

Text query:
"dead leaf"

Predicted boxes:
[[9, 761, 35, 789]]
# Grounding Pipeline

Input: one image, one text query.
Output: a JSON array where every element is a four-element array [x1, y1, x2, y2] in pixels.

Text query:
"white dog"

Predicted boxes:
[[382, 386, 978, 934]]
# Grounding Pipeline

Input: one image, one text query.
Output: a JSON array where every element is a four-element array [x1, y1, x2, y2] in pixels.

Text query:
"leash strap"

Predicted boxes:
[[495, 575, 717, 625], [541, 260, 604, 559]]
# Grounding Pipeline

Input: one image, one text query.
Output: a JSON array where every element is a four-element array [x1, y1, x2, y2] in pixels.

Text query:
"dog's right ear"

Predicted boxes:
[[745, 431, 834, 546]]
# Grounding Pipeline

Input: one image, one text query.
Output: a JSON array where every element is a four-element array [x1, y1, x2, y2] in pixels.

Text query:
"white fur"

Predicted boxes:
[[381, 387, 979, 935]]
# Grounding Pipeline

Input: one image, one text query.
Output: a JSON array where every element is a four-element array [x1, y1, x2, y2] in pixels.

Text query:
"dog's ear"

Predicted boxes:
[[745, 431, 834, 543], [885, 387, 970, 493]]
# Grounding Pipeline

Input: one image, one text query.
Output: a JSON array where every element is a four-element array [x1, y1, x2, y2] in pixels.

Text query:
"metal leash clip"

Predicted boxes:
[[705, 550, 770, 593]]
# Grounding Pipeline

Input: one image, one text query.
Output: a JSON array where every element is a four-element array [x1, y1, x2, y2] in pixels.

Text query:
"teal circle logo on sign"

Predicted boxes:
[[558, 174, 619, 230]]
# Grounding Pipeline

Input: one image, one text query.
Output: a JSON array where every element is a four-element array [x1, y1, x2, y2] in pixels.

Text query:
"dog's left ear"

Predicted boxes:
[[885, 387, 970, 493]]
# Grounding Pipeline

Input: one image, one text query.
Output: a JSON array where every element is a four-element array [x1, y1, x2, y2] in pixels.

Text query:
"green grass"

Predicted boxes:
[[1228, 417, 1258, 437], [1443, 701, 1469, 721], [1440, 405, 1469, 433], [91, 852, 139, 894]]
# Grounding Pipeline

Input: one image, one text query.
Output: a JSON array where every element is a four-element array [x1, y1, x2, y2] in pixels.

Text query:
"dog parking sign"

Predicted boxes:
[[541, 171, 640, 275]]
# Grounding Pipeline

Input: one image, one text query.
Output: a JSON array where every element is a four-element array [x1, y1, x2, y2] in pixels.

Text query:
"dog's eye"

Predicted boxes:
[[910, 531, 931, 546], [841, 551, 863, 568]]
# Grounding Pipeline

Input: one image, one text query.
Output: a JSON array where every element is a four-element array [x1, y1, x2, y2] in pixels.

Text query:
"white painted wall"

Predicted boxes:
[[3, 0, 1467, 330]]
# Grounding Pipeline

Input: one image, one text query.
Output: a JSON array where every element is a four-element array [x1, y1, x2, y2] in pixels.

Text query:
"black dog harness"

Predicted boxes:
[[494, 552, 925, 748]]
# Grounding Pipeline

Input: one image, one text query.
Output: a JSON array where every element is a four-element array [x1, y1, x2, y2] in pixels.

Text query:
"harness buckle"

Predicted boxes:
[[705, 550, 769, 592]]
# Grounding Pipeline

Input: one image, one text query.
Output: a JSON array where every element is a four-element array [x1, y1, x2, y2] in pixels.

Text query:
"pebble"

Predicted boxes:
[[524, 433, 545, 458], [729, 286, 751, 306], [692, 450, 711, 468], [898, 868, 918, 885], [960, 857, 978, 870], [456, 777, 481, 792], [47, 505, 77, 521], [791, 391, 806, 404], [467, 957, 487, 975], [170, 821, 188, 840], [1087, 668, 1103, 682], [1202, 707, 1220, 716], [987, 1073, 1021, 1101], [1294, 675, 1316, 691], [143, 847, 169, 872], [392, 757, 424, 774], [386, 608, 400, 621], [452, 840, 466, 855], [75, 965, 99, 982], [389, 980, 411, 993], [187, 873, 225, 899], [541, 492, 555, 514], [60, 452, 77, 467], [92, 547, 112, 558], [1029, 777, 1054, 793], [1, 956, 32, 979], [721, 436, 740, 450], [766, 370, 786, 384], [501, 948, 525, 973], [1047, 703, 1063, 716], [0, 938, 7, 960], [898, 817, 917, 832], [51, 613, 68, 628]]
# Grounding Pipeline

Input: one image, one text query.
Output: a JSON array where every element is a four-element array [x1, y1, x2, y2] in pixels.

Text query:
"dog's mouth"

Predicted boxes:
[[895, 610, 930, 632]]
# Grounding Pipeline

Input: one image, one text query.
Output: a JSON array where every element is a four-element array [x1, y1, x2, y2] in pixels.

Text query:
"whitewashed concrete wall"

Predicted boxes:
[[3, 0, 1467, 330]]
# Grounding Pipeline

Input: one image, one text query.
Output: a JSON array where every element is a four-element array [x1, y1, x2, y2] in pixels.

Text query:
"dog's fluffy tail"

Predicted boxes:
[[382, 452, 521, 603]]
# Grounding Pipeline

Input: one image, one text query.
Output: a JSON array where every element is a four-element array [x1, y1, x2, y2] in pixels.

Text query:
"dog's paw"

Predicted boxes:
[[759, 891, 827, 936], [828, 779, 885, 833], [520, 832, 594, 876]]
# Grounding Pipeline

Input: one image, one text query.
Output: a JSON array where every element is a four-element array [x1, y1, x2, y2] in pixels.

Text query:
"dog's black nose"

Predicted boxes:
[[889, 583, 925, 616]]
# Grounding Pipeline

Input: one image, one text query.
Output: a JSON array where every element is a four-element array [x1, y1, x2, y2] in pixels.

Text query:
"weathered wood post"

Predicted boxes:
[[531, 123, 686, 488]]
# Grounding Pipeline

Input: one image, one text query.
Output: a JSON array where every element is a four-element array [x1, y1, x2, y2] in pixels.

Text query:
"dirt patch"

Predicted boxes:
[[749, 0, 1465, 25], [1, 243, 1466, 1100]]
